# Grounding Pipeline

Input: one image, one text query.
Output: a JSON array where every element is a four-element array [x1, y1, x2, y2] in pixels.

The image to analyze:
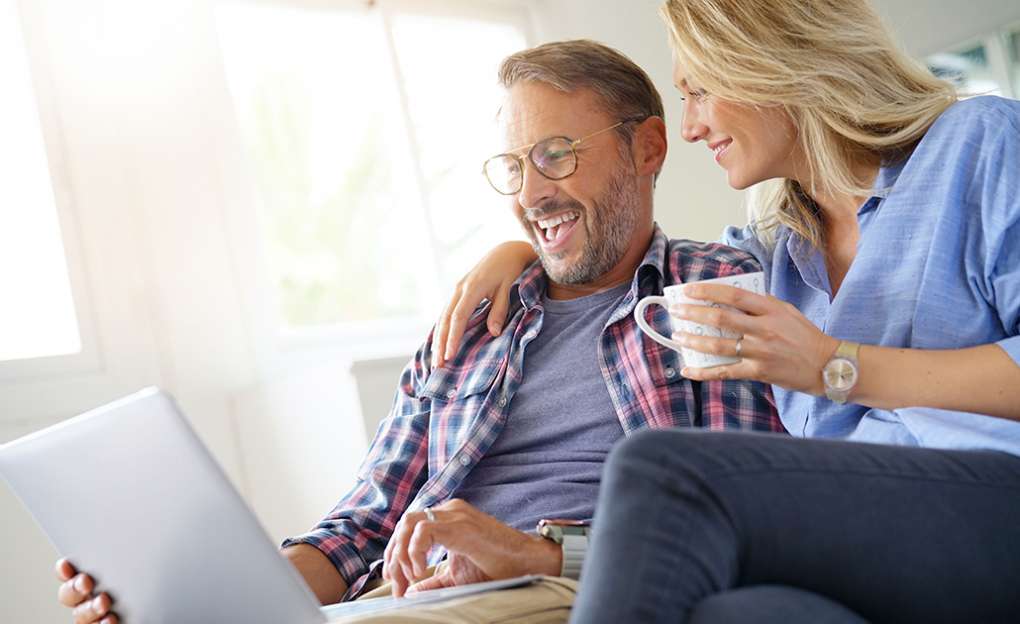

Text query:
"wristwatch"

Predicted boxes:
[[822, 340, 861, 404], [537, 518, 590, 580]]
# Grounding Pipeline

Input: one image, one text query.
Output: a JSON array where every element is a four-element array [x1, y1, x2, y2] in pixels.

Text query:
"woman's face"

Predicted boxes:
[[674, 65, 801, 190]]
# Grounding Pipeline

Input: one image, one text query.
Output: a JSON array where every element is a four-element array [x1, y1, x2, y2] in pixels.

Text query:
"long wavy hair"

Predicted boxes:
[[659, 0, 957, 248]]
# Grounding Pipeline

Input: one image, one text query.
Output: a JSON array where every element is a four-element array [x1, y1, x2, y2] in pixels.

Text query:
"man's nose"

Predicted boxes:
[[517, 159, 557, 209]]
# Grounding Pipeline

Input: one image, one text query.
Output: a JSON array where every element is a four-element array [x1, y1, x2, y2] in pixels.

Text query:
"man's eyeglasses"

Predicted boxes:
[[482, 119, 642, 196]]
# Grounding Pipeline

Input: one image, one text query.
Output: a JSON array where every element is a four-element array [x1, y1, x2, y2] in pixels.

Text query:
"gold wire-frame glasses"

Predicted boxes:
[[482, 119, 641, 195]]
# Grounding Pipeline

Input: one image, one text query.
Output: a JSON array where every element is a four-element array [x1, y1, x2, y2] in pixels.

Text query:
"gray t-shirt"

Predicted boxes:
[[454, 283, 630, 531]]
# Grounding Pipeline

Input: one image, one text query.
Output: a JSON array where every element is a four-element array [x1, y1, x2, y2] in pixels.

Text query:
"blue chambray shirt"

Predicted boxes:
[[724, 95, 1020, 454]]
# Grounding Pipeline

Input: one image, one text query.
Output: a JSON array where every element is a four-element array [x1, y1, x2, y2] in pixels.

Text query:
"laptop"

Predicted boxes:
[[0, 387, 539, 623]]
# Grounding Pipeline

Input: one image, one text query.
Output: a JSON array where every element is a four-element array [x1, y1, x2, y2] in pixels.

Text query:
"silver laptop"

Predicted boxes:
[[0, 387, 539, 623]]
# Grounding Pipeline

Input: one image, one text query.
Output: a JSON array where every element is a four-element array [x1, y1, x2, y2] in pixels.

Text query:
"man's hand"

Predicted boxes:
[[55, 559, 117, 624], [382, 499, 561, 598]]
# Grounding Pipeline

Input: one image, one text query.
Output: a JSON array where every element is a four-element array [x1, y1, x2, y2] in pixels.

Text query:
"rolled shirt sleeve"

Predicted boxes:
[[281, 342, 434, 587]]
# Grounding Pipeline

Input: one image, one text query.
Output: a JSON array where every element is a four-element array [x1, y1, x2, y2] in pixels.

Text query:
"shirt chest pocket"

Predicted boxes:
[[420, 363, 501, 403], [420, 362, 501, 471]]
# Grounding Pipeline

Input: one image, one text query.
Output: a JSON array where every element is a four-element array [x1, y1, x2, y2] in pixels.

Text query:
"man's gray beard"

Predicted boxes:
[[532, 165, 641, 286]]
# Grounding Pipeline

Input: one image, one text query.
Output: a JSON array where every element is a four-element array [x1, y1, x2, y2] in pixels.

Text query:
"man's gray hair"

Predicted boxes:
[[498, 39, 665, 145]]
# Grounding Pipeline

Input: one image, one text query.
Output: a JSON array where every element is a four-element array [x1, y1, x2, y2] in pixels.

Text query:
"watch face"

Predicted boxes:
[[824, 357, 858, 391]]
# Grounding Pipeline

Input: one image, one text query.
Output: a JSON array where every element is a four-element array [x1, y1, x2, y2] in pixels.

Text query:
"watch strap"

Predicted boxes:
[[536, 519, 590, 580], [835, 340, 861, 362], [559, 533, 587, 579]]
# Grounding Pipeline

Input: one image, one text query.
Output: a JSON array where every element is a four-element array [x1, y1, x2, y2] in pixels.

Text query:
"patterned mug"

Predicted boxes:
[[634, 272, 765, 368]]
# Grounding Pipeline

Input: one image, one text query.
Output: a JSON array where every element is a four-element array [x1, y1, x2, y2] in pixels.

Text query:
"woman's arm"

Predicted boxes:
[[852, 343, 1020, 417], [433, 240, 537, 368], [672, 283, 1020, 421]]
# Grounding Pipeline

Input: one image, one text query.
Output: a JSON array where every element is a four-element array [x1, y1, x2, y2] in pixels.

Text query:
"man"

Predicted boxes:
[[56, 40, 781, 623]]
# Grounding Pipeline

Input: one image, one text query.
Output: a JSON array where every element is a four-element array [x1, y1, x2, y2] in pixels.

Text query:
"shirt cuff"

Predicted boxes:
[[281, 529, 368, 588], [996, 335, 1020, 368]]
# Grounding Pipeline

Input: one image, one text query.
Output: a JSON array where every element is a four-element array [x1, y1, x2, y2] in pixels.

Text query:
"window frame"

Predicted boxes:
[[927, 21, 1020, 100], [0, 0, 101, 382]]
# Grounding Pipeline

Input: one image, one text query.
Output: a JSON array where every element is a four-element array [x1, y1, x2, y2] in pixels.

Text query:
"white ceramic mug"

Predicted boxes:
[[634, 272, 765, 368]]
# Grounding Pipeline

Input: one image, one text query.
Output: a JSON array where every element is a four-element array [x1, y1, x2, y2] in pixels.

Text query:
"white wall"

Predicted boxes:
[[2, 1, 1018, 622], [871, 0, 1020, 56]]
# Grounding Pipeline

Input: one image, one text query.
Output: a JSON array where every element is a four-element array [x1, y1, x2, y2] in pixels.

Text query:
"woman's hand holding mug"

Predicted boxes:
[[635, 271, 839, 395]]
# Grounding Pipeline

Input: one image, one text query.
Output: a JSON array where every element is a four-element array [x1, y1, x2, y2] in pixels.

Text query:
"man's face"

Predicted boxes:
[[498, 82, 645, 285]]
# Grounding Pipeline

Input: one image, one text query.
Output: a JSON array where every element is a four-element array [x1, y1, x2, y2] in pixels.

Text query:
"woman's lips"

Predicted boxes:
[[712, 139, 732, 164]]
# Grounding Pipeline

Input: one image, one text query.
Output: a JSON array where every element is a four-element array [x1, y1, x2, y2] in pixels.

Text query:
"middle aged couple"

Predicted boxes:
[[59, 1, 1020, 623]]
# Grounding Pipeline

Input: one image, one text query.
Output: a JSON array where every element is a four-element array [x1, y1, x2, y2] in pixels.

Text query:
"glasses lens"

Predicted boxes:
[[484, 155, 522, 195], [531, 137, 576, 179]]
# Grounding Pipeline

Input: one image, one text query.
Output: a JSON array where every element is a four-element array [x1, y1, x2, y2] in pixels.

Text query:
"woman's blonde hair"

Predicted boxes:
[[659, 0, 957, 248]]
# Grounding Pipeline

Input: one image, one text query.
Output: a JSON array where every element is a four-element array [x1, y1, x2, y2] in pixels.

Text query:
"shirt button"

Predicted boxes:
[[665, 368, 676, 378], [498, 396, 508, 407], [459, 455, 471, 466], [446, 389, 457, 399]]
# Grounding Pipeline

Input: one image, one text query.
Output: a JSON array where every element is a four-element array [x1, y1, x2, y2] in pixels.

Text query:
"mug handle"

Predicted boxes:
[[634, 296, 685, 352]]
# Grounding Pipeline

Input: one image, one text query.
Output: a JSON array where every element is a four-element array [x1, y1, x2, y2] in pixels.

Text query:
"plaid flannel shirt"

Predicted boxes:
[[283, 225, 782, 589]]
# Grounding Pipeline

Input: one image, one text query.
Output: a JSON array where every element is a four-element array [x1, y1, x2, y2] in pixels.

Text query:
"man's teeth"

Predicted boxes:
[[537, 211, 579, 230], [537, 212, 579, 241]]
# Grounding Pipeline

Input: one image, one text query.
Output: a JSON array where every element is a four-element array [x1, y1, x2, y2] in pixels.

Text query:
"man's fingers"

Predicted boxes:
[[71, 591, 110, 624], [382, 531, 396, 581], [407, 571, 454, 595], [386, 510, 429, 597], [388, 560, 409, 599], [55, 558, 77, 582], [407, 521, 437, 578], [58, 573, 94, 608]]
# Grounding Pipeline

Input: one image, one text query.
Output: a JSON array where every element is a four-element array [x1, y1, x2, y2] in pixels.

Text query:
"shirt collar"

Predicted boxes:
[[513, 224, 669, 309], [861, 156, 908, 214]]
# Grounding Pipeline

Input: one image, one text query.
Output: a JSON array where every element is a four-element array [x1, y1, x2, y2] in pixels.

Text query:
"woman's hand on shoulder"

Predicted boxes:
[[433, 241, 537, 369]]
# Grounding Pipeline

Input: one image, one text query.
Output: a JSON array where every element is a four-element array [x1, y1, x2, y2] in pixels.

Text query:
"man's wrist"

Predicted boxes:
[[529, 533, 563, 577], [534, 519, 589, 579], [281, 544, 348, 605]]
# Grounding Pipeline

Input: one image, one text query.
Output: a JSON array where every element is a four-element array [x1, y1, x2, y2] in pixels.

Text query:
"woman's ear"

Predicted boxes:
[[631, 116, 668, 178]]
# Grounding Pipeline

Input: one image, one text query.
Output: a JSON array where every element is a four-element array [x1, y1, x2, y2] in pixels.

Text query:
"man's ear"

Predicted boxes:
[[630, 116, 668, 178]]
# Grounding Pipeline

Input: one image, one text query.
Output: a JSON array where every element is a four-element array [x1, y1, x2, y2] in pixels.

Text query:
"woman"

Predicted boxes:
[[434, 0, 1020, 621]]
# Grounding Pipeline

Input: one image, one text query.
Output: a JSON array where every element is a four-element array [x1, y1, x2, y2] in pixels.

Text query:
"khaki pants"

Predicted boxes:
[[329, 567, 577, 624]]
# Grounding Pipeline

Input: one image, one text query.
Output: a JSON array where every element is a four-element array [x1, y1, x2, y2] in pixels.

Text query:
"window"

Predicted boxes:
[[0, 0, 81, 363], [927, 43, 1006, 96], [926, 22, 1020, 100], [1007, 28, 1020, 97], [215, 1, 528, 332]]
